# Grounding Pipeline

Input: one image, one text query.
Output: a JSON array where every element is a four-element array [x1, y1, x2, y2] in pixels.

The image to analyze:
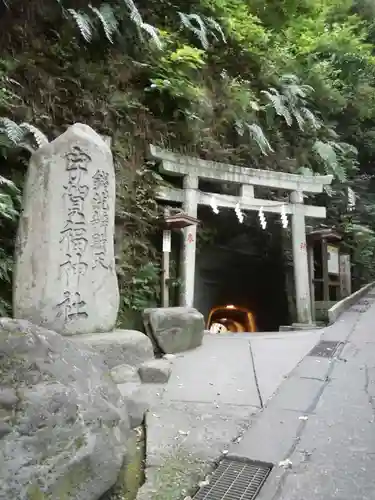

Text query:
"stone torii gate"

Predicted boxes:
[[150, 145, 333, 325]]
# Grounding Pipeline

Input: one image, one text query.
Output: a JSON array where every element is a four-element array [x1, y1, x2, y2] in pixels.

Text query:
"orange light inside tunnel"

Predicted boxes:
[[207, 305, 257, 333]]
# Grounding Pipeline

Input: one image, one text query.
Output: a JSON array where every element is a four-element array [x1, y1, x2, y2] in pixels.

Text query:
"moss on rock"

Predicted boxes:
[[102, 426, 146, 500]]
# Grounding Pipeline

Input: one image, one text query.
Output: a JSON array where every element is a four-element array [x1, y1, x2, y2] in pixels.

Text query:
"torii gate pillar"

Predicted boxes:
[[181, 175, 198, 307], [290, 191, 312, 324]]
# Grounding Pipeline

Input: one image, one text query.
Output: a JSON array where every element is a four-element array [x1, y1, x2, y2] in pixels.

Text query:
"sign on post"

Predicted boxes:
[[163, 230, 172, 253], [327, 244, 339, 275], [162, 229, 172, 307], [339, 254, 351, 297]]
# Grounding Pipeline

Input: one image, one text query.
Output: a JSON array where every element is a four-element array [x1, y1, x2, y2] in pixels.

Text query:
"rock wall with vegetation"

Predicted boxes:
[[1, 0, 375, 324]]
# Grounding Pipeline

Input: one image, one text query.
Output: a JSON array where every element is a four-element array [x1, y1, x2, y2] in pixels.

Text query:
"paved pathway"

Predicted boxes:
[[230, 289, 375, 500], [136, 329, 322, 499]]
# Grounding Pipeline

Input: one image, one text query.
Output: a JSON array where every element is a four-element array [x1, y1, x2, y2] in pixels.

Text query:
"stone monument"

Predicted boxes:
[[13, 123, 119, 335], [6, 124, 170, 500]]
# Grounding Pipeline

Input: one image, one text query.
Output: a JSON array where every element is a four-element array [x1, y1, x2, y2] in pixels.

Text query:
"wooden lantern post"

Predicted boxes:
[[161, 210, 199, 308]]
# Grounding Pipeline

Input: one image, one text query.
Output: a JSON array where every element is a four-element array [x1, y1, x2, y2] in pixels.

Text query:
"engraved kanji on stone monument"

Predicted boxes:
[[13, 123, 119, 335], [91, 169, 110, 270], [58, 145, 90, 319]]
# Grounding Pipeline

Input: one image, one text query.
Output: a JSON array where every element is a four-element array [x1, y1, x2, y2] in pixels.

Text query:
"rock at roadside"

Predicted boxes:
[[109, 365, 148, 428], [0, 318, 130, 500], [13, 123, 119, 335], [117, 383, 148, 429], [110, 364, 141, 385], [138, 359, 172, 384], [71, 329, 154, 369], [143, 307, 204, 354]]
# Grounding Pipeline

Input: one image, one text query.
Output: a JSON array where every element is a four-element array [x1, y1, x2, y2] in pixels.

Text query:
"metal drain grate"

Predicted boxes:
[[308, 340, 341, 358], [193, 458, 271, 500]]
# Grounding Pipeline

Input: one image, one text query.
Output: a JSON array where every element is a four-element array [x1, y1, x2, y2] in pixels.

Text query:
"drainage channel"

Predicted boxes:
[[192, 458, 272, 500], [101, 425, 146, 500], [192, 333, 356, 499]]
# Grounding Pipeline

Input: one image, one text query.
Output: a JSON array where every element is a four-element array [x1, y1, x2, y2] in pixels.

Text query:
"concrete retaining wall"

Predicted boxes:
[[328, 281, 375, 324]]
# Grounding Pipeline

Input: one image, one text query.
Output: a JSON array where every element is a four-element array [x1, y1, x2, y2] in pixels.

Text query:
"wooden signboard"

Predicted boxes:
[[339, 254, 351, 298], [327, 244, 339, 275]]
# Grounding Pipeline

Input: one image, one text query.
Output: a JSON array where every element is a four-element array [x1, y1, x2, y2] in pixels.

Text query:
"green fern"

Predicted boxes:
[[0, 118, 48, 152], [247, 123, 274, 155], [0, 118, 23, 144], [313, 140, 347, 182], [302, 107, 321, 129], [140, 23, 163, 49], [20, 123, 49, 149], [0, 174, 17, 190], [124, 0, 143, 26], [206, 17, 227, 43], [280, 74, 314, 98], [121, 0, 163, 48], [122, 262, 160, 311], [0, 173, 18, 224], [294, 109, 307, 130], [333, 141, 358, 157], [178, 12, 226, 49], [313, 140, 337, 165], [179, 12, 209, 49], [89, 3, 118, 43], [0, 249, 11, 281], [0, 171, 18, 317], [261, 88, 292, 125], [235, 120, 273, 155], [262, 74, 320, 132], [0, 192, 17, 221], [64, 1, 162, 48], [10, 0, 163, 49], [67, 9, 93, 42]]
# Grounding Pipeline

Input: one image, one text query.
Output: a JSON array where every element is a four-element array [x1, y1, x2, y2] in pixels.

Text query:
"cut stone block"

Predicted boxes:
[[138, 359, 172, 384], [143, 307, 204, 354]]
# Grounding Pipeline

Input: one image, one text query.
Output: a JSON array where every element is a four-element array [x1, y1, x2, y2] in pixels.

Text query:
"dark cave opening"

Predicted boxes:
[[194, 206, 290, 332]]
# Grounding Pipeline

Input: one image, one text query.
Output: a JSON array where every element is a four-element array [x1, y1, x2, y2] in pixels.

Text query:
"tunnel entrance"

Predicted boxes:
[[194, 206, 290, 332]]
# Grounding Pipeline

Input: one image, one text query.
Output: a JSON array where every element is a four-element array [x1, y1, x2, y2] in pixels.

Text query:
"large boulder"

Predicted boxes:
[[143, 307, 204, 354], [0, 318, 131, 500], [13, 123, 119, 335]]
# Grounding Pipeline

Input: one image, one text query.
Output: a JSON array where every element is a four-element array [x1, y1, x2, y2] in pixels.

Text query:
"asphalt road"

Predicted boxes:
[[136, 328, 321, 499]]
